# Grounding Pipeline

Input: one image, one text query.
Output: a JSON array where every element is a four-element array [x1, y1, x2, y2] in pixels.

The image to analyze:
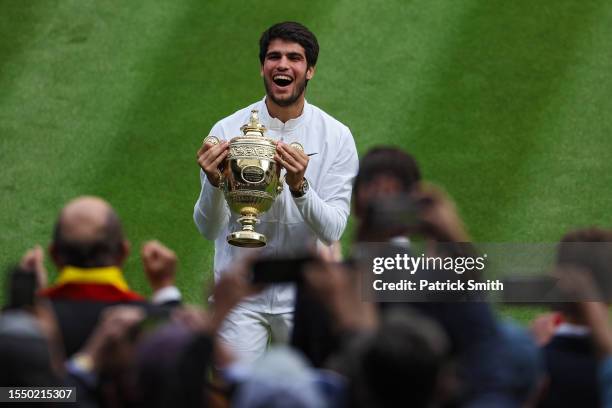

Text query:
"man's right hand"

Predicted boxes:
[[196, 139, 229, 187], [77, 305, 145, 373], [413, 183, 470, 242], [210, 255, 263, 331]]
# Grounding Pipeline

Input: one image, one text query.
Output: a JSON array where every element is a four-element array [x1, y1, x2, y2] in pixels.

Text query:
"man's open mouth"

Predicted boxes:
[[273, 74, 293, 87]]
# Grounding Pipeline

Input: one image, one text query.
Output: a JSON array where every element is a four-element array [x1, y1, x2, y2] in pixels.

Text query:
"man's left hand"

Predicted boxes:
[[141, 240, 177, 292], [20, 245, 48, 290], [275, 141, 309, 191]]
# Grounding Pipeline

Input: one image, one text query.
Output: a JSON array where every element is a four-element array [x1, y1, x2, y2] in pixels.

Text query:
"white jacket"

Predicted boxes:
[[194, 98, 358, 313]]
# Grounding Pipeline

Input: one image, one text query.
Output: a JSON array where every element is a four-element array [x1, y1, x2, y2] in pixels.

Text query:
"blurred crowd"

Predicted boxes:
[[3, 146, 612, 408]]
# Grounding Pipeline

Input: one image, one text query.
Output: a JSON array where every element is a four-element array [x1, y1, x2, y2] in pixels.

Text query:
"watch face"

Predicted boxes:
[[302, 179, 309, 193]]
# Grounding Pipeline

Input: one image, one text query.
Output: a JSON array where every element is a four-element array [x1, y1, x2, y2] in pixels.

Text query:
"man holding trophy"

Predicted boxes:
[[194, 21, 358, 363]]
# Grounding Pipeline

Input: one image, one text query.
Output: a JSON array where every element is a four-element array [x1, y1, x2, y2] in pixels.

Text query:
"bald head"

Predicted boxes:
[[58, 197, 115, 242], [52, 196, 127, 268]]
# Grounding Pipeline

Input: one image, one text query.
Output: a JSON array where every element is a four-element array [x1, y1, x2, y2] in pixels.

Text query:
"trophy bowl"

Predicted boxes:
[[204, 110, 285, 247]]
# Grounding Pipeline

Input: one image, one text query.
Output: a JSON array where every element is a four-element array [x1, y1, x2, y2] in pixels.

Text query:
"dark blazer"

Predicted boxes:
[[538, 334, 599, 408], [50, 299, 178, 358]]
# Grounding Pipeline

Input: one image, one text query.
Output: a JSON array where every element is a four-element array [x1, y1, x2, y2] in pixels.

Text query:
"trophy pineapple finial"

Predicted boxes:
[[240, 110, 266, 137], [249, 110, 259, 126]]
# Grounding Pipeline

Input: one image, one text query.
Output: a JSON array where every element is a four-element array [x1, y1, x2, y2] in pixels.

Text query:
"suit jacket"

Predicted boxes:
[[50, 299, 177, 358], [538, 334, 599, 408]]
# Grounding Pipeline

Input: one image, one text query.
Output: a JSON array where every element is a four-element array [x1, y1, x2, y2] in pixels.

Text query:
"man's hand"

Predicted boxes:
[[530, 312, 560, 346], [210, 256, 263, 331], [172, 306, 211, 334], [196, 139, 229, 187], [275, 141, 309, 191], [413, 183, 470, 242], [78, 305, 145, 373], [20, 245, 48, 290], [172, 306, 236, 368], [141, 240, 177, 292]]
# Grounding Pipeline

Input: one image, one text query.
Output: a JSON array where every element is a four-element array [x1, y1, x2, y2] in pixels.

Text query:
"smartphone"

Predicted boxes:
[[8, 268, 37, 309], [250, 256, 315, 284]]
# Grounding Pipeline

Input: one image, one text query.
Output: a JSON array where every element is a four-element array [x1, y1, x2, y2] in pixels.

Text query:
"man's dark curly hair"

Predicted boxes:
[[259, 21, 319, 68], [557, 227, 612, 299], [553, 227, 612, 316], [353, 146, 422, 196]]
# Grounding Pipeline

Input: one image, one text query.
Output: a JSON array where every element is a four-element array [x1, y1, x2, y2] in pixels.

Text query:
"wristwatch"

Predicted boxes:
[[290, 178, 309, 198]]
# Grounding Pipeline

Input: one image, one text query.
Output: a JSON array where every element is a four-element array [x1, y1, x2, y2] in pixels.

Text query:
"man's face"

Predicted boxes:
[[261, 39, 315, 107], [356, 175, 405, 219]]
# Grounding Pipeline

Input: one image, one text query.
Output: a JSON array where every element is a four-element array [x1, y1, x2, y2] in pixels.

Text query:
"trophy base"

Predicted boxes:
[[227, 231, 267, 248]]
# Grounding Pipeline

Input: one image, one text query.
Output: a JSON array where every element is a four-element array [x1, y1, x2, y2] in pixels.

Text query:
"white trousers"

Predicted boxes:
[[218, 304, 294, 364]]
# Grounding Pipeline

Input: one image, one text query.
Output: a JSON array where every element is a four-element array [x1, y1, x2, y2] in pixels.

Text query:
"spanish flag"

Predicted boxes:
[[40, 266, 144, 302]]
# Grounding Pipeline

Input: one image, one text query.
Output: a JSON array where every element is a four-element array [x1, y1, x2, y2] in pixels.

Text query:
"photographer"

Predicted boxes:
[[533, 228, 612, 408], [351, 146, 509, 406]]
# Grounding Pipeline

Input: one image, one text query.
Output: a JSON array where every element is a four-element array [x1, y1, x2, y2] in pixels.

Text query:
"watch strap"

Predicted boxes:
[[290, 178, 308, 198]]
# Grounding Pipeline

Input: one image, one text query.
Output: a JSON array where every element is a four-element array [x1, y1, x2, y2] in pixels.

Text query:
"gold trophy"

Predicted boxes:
[[204, 110, 298, 247]]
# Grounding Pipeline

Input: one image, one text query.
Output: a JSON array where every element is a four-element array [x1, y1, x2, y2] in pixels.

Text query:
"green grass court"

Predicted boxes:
[[2, 1, 612, 321]]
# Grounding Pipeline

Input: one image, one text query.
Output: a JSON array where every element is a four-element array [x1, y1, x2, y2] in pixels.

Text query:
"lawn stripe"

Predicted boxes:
[[499, 3, 612, 239]]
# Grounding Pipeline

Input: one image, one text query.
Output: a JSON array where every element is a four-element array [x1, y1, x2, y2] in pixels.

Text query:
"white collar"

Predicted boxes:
[[258, 97, 311, 132], [555, 322, 591, 337]]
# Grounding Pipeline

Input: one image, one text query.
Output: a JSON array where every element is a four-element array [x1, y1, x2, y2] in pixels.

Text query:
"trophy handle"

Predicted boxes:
[[203, 135, 220, 146]]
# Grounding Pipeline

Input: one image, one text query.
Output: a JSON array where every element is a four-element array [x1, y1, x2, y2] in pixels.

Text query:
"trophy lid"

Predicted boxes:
[[240, 110, 267, 137]]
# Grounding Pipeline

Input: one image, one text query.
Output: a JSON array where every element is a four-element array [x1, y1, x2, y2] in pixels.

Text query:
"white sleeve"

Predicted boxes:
[[193, 124, 231, 240], [293, 128, 359, 245]]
